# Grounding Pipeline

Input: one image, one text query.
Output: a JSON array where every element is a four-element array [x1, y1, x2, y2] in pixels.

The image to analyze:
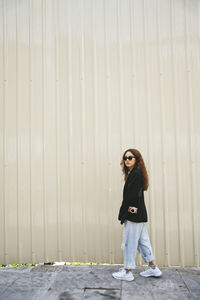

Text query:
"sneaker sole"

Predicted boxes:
[[112, 275, 134, 281], [140, 273, 162, 278]]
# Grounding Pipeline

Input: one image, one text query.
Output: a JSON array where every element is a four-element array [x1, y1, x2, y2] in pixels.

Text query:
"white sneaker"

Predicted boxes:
[[112, 268, 134, 281], [140, 266, 162, 277]]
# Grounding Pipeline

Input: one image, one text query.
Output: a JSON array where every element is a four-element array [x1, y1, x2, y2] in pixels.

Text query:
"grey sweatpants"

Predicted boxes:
[[121, 220, 155, 269]]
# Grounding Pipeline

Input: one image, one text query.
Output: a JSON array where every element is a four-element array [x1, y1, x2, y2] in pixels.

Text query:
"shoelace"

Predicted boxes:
[[149, 265, 157, 270], [118, 267, 126, 273]]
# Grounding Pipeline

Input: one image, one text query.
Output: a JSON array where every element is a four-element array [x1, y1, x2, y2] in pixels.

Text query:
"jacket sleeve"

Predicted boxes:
[[124, 171, 142, 205], [118, 171, 142, 224]]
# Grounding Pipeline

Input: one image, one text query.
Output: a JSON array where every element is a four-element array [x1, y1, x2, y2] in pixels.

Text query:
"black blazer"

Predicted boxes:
[[118, 167, 147, 224]]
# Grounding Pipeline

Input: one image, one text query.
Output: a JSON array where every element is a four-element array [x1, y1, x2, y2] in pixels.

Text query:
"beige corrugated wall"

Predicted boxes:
[[0, 0, 200, 266]]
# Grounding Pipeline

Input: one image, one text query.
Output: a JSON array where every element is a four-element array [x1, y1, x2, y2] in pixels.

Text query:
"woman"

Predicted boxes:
[[112, 149, 162, 281]]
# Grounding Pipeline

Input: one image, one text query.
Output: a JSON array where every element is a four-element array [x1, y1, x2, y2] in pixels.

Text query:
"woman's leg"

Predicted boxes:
[[137, 224, 155, 264], [123, 221, 144, 271], [149, 260, 156, 266], [137, 224, 162, 277], [112, 221, 137, 281]]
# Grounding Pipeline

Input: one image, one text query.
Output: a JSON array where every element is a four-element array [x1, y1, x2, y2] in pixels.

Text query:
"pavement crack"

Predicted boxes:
[[148, 280, 158, 300], [82, 288, 86, 300], [0, 277, 19, 298], [177, 270, 192, 295], [84, 288, 120, 290], [34, 272, 58, 299], [120, 281, 122, 300]]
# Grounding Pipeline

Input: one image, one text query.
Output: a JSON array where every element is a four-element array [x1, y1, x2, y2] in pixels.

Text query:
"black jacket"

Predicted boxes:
[[118, 167, 147, 224]]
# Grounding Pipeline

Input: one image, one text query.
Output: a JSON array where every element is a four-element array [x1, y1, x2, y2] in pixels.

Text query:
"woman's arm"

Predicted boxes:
[[118, 170, 142, 223], [125, 171, 142, 206]]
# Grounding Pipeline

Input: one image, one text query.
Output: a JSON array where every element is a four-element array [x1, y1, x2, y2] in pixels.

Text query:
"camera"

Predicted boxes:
[[128, 206, 138, 214]]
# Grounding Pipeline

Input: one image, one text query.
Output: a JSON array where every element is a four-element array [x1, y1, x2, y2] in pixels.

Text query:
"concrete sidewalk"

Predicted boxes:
[[0, 264, 199, 300]]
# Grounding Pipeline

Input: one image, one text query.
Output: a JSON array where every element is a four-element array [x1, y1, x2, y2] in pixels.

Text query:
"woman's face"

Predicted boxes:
[[123, 151, 136, 170]]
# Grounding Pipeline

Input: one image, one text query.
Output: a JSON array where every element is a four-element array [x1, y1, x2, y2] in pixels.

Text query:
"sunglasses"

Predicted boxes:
[[123, 156, 135, 161]]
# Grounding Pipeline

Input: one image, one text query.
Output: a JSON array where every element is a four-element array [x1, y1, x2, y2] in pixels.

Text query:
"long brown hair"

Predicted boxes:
[[120, 148, 149, 190]]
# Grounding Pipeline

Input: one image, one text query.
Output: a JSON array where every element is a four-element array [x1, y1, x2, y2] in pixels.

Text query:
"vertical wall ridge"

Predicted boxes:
[[67, 0, 73, 261], [156, 0, 169, 266], [184, 0, 199, 267], [142, 0, 155, 250], [55, 0, 61, 262], [42, 0, 47, 261], [28, 0, 33, 263]]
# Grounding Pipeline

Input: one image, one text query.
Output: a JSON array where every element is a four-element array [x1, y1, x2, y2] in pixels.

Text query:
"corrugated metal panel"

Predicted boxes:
[[0, 0, 200, 266]]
